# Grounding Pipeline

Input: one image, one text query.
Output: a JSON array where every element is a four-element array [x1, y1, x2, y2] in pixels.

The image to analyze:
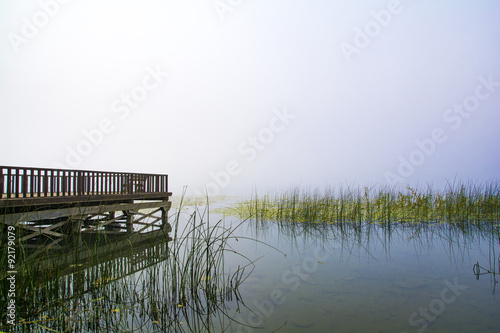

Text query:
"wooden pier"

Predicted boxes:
[[0, 166, 172, 250]]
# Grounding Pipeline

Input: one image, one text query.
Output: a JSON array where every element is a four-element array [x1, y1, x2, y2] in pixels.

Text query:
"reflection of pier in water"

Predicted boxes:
[[0, 166, 172, 250], [54, 229, 171, 296]]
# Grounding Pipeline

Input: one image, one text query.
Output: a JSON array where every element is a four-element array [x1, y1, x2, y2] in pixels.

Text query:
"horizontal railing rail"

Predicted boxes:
[[0, 166, 168, 199]]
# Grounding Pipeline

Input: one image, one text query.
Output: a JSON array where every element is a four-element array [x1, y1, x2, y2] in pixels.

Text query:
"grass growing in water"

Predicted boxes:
[[0, 193, 256, 332], [228, 181, 500, 224]]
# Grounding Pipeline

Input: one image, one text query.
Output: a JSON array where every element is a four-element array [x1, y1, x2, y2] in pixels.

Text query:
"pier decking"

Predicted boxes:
[[0, 166, 172, 250]]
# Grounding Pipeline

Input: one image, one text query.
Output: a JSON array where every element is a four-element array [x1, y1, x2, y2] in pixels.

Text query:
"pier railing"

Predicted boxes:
[[0, 166, 168, 199]]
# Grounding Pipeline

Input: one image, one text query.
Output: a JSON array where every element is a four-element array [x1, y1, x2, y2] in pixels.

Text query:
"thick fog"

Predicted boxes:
[[1, 0, 499, 196]]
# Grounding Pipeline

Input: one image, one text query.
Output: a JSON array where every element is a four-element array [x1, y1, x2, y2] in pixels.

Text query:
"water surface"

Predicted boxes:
[[4, 198, 499, 333], [221, 216, 500, 333]]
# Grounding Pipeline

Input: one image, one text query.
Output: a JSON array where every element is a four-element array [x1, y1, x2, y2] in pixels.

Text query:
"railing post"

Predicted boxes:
[[37, 169, 42, 197], [77, 172, 83, 195], [90, 172, 94, 195], [58, 170, 62, 196], [6, 168, 11, 197], [62, 171, 67, 196], [14, 168, 20, 198], [21, 168, 28, 198], [119, 174, 123, 194], [88, 172, 92, 195], [54, 169, 59, 197], [42, 169, 48, 197], [105, 172, 108, 194], [50, 169, 55, 197], [102, 172, 105, 194], [128, 174, 133, 194], [29, 169, 35, 197], [69, 171, 74, 196]]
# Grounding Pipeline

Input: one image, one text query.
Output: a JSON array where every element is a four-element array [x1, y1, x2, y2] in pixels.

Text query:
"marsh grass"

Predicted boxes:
[[229, 181, 500, 224], [0, 192, 256, 332]]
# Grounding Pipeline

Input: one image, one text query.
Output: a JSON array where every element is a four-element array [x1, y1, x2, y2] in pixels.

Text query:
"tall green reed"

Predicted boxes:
[[0, 191, 256, 332], [230, 181, 500, 224]]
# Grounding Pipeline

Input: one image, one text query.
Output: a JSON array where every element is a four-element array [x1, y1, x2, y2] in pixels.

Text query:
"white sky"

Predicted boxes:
[[1, 0, 499, 196]]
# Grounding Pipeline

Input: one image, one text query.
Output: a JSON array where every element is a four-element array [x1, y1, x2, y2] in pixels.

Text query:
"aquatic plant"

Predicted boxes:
[[228, 181, 500, 224], [0, 191, 256, 332]]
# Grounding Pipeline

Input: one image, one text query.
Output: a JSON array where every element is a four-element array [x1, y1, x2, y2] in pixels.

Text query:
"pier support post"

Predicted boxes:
[[106, 211, 115, 232], [126, 212, 133, 234], [62, 218, 81, 240], [70, 219, 82, 247], [127, 199, 135, 233], [161, 207, 166, 227], [160, 202, 171, 232]]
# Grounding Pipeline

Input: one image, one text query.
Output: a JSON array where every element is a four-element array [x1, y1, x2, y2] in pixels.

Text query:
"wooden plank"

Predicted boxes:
[[1, 199, 171, 225], [19, 228, 65, 242], [19, 220, 68, 241], [0, 192, 173, 208], [130, 208, 163, 233], [135, 217, 163, 233]]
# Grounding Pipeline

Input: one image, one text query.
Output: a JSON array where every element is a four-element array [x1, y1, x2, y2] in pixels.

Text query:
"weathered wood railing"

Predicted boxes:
[[0, 166, 168, 199]]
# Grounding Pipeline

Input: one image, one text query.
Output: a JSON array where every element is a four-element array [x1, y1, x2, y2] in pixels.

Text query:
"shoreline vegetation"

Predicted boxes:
[[0, 195, 256, 332], [224, 181, 500, 224]]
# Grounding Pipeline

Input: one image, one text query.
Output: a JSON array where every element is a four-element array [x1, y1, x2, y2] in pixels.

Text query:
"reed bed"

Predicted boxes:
[[231, 181, 500, 224], [0, 193, 255, 332]]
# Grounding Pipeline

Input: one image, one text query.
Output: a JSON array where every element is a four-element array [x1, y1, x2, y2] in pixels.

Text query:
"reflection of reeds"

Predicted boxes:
[[0, 191, 256, 332], [245, 207, 500, 285], [231, 181, 500, 224]]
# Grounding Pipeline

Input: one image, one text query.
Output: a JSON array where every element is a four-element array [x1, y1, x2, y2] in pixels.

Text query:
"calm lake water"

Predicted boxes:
[[166, 198, 500, 333], [226, 218, 499, 333], [6, 198, 499, 333]]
